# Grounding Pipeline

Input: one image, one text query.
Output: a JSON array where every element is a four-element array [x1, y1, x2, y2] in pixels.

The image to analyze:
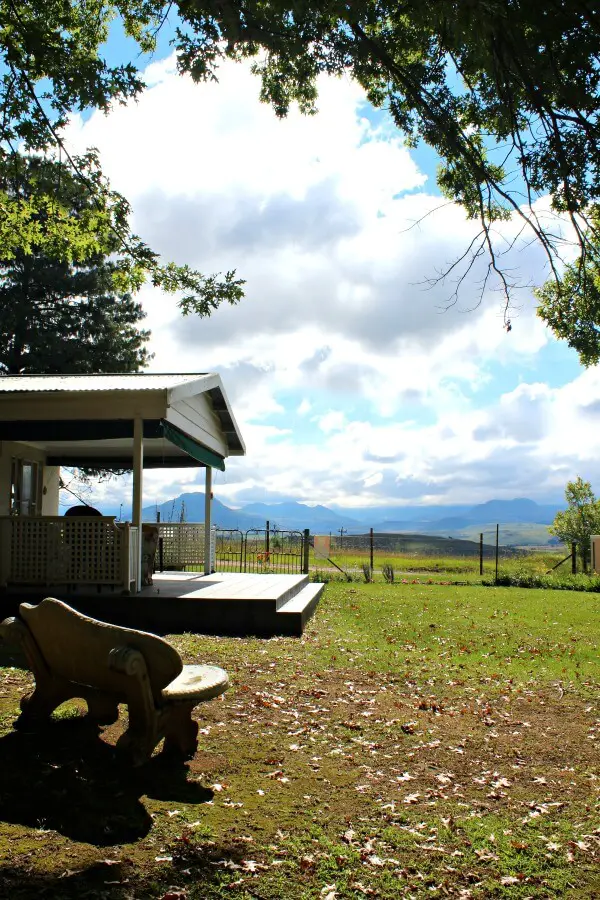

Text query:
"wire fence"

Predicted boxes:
[[310, 527, 576, 582], [152, 520, 582, 582]]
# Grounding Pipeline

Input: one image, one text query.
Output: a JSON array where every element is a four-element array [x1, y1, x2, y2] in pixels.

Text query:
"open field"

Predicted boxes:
[[453, 523, 554, 549], [1, 581, 600, 898]]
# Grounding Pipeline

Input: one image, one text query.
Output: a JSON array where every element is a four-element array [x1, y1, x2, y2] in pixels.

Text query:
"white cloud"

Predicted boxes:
[[315, 410, 347, 433], [63, 55, 593, 512]]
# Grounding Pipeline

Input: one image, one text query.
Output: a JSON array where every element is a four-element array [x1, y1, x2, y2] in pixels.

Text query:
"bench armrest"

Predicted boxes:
[[108, 646, 148, 678], [107, 645, 157, 743]]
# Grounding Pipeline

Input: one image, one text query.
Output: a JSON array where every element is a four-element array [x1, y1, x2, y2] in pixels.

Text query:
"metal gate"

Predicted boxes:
[[215, 527, 309, 574]]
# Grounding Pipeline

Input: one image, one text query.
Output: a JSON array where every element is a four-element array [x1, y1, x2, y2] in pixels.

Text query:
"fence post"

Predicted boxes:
[[303, 529, 310, 574], [479, 532, 483, 576], [266, 520, 270, 556], [369, 527, 374, 575], [495, 524, 499, 583], [572, 542, 577, 574]]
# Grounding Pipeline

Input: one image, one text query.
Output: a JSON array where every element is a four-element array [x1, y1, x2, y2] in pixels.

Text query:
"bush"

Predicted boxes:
[[484, 567, 600, 591], [310, 569, 359, 584], [382, 564, 395, 584], [361, 562, 372, 583]]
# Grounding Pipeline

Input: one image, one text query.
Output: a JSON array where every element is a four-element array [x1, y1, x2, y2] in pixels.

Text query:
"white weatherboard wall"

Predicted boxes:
[[166, 393, 229, 458]]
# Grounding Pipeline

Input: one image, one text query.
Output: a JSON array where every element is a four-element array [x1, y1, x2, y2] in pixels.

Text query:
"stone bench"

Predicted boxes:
[[0, 598, 228, 765]]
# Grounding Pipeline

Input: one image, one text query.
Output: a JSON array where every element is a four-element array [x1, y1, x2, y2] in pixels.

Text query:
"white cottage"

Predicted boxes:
[[0, 373, 245, 593]]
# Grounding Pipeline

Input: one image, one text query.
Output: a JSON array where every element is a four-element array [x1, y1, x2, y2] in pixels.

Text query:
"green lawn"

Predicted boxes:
[[1, 582, 599, 898]]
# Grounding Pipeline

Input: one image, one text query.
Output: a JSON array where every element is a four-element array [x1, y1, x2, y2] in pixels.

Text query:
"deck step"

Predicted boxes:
[[197, 573, 309, 603], [276, 582, 324, 622]]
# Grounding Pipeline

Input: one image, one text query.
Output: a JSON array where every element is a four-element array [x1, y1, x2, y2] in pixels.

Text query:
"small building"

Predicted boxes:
[[0, 373, 244, 593], [0, 373, 323, 636]]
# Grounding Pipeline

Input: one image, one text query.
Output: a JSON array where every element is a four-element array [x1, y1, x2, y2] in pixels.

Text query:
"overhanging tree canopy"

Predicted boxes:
[[0, 154, 151, 374], [1, 2, 600, 338]]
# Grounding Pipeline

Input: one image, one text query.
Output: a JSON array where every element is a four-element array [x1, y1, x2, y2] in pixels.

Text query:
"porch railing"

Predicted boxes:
[[0, 517, 136, 593], [151, 522, 216, 571], [151, 524, 308, 575]]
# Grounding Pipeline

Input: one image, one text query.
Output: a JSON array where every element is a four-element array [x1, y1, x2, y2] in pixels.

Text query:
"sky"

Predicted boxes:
[[61, 27, 600, 514]]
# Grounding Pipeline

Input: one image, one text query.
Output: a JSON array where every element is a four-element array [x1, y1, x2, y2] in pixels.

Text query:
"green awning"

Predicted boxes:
[[161, 420, 226, 471]]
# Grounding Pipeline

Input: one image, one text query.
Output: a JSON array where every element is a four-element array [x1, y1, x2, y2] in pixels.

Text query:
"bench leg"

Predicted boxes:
[[16, 679, 75, 729], [161, 704, 199, 760], [86, 692, 120, 725]]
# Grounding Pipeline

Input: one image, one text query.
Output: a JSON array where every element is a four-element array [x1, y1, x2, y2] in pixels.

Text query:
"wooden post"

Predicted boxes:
[[132, 416, 144, 592], [370, 527, 374, 576], [479, 532, 483, 576], [572, 542, 577, 575], [303, 529, 310, 574], [204, 466, 212, 575], [495, 524, 499, 583]]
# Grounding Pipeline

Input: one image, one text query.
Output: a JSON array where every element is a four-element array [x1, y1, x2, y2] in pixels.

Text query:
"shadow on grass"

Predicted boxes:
[[0, 717, 214, 845], [0, 861, 154, 900]]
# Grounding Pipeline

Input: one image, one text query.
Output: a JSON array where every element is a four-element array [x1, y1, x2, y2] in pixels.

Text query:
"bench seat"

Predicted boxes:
[[162, 664, 229, 703]]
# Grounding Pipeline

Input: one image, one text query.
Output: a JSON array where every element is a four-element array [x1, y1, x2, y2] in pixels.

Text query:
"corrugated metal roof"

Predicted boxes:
[[0, 374, 209, 393]]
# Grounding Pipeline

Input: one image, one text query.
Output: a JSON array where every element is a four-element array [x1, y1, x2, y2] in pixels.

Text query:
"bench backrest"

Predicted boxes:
[[19, 598, 182, 696]]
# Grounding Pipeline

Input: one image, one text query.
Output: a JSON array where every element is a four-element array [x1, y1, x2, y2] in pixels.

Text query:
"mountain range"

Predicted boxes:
[[135, 494, 562, 545]]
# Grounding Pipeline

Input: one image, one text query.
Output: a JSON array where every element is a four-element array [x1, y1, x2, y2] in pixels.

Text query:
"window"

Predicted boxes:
[[10, 458, 41, 516]]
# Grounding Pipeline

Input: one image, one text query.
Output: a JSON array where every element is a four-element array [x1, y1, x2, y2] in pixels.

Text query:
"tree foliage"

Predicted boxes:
[[536, 206, 600, 366], [0, 155, 151, 374], [1, 1, 600, 329], [549, 477, 600, 570]]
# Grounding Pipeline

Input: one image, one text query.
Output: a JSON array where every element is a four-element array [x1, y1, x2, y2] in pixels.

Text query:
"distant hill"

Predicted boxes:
[[454, 498, 561, 525], [456, 522, 559, 548], [142, 493, 263, 530], [334, 504, 472, 523], [135, 493, 563, 545], [338, 531, 507, 558], [240, 500, 359, 532]]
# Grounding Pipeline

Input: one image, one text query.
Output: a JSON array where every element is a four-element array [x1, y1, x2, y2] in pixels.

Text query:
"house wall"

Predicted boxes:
[[41, 466, 60, 515], [0, 440, 48, 516], [167, 393, 228, 457]]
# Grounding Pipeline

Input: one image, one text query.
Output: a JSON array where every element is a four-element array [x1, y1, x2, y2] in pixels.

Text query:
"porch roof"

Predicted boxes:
[[0, 373, 245, 470]]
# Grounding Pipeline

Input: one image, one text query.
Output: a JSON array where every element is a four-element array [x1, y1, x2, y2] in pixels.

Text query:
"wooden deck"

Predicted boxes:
[[144, 572, 308, 603], [0, 572, 324, 637]]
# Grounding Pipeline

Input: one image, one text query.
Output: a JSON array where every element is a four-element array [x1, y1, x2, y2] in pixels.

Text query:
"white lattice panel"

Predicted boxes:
[[8, 517, 124, 586], [10, 518, 51, 583], [155, 523, 208, 568]]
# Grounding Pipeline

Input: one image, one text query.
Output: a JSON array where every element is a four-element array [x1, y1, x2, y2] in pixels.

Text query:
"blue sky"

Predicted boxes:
[[60, 20, 599, 513]]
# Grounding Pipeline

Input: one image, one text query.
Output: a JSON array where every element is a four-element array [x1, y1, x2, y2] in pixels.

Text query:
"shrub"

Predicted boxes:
[[382, 564, 395, 584], [484, 568, 600, 591], [310, 569, 359, 584]]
